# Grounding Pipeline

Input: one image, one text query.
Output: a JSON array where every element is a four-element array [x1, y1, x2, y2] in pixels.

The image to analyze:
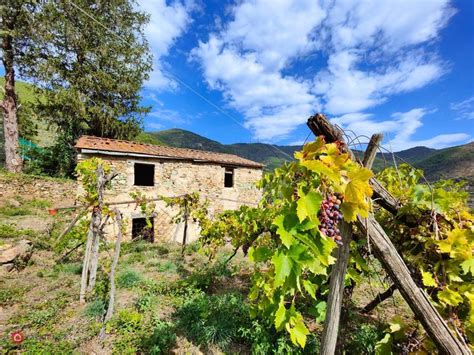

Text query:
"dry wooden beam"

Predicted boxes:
[[357, 216, 469, 354], [320, 133, 383, 354], [362, 284, 397, 314], [362, 133, 383, 169], [320, 222, 352, 355]]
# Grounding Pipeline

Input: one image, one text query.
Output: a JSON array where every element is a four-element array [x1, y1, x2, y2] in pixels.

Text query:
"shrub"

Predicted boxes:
[[156, 260, 177, 273], [117, 269, 143, 289], [346, 323, 383, 354], [0, 205, 31, 216], [174, 293, 250, 350], [85, 299, 106, 319], [0, 285, 26, 306], [142, 319, 177, 354]]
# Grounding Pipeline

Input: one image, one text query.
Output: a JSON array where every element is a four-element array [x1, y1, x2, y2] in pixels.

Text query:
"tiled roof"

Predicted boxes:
[[75, 135, 264, 168]]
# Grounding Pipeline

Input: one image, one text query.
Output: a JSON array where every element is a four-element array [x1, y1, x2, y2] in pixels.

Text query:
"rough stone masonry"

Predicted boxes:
[[75, 136, 263, 244]]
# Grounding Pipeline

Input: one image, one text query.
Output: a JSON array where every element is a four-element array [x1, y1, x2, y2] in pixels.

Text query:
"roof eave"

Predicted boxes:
[[79, 148, 263, 169]]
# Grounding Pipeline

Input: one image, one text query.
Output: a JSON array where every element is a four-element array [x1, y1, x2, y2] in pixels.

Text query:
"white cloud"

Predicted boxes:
[[148, 108, 189, 124], [451, 96, 474, 120], [138, 0, 192, 89], [192, 35, 319, 140], [224, 0, 326, 70], [192, 0, 454, 141], [333, 108, 470, 151]]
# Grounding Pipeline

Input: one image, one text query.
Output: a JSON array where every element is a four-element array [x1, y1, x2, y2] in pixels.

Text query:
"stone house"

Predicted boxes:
[[75, 136, 263, 243]]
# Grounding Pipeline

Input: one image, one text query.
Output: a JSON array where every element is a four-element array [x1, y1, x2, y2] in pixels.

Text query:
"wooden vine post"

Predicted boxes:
[[320, 133, 382, 355], [308, 114, 470, 354], [79, 163, 117, 303]]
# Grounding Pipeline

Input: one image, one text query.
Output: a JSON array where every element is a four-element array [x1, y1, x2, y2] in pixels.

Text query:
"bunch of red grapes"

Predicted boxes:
[[318, 194, 343, 244]]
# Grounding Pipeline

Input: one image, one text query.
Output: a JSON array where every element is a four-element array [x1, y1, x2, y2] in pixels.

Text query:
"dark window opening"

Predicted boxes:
[[134, 163, 154, 186], [132, 217, 154, 242], [224, 167, 234, 188]]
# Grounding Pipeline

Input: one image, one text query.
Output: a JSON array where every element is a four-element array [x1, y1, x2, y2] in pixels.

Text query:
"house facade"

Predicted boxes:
[[75, 136, 263, 243]]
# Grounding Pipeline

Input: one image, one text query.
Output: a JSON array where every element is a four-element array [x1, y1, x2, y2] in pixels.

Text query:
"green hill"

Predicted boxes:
[[0, 78, 56, 148], [146, 129, 473, 184]]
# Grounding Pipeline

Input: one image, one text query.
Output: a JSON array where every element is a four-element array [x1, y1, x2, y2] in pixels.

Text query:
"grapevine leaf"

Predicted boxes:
[[288, 318, 309, 348], [421, 270, 437, 287], [302, 280, 317, 299], [300, 160, 340, 182], [461, 258, 474, 275], [273, 215, 294, 248], [249, 246, 273, 263], [375, 333, 392, 355], [275, 299, 287, 330], [344, 167, 373, 203], [272, 251, 293, 287], [296, 191, 323, 223], [438, 287, 463, 306]]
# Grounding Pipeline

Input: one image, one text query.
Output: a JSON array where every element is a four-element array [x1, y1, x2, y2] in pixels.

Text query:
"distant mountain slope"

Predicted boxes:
[[146, 129, 473, 184], [150, 129, 231, 153]]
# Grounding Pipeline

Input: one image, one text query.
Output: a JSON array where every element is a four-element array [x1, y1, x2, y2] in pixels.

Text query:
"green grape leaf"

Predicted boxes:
[[302, 280, 317, 299], [296, 191, 322, 223], [275, 299, 287, 330], [272, 251, 293, 287], [375, 333, 392, 355], [249, 246, 273, 263], [273, 215, 294, 248]]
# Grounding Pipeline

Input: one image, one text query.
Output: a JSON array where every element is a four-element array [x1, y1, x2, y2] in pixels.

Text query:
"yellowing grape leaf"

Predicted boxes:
[[461, 258, 474, 275], [344, 167, 373, 204], [287, 318, 309, 348], [438, 287, 463, 306], [436, 228, 471, 259], [421, 270, 437, 287], [301, 160, 340, 182]]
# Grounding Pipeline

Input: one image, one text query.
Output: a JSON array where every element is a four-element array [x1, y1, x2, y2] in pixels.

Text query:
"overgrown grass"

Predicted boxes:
[[117, 269, 143, 289], [0, 223, 37, 239]]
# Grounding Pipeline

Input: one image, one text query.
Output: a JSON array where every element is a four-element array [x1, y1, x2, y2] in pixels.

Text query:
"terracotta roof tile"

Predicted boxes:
[[75, 135, 264, 168]]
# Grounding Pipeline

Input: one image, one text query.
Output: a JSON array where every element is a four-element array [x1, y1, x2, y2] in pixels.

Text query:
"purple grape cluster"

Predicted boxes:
[[318, 194, 343, 244]]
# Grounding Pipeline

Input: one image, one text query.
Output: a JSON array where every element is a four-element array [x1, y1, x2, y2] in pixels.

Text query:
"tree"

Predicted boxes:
[[0, 0, 34, 172], [4, 0, 152, 176]]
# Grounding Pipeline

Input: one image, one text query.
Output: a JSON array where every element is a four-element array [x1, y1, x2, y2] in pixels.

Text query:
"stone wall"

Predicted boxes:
[[0, 171, 77, 207], [78, 153, 263, 243]]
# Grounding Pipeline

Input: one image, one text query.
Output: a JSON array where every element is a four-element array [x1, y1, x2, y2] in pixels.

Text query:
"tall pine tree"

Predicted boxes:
[[2, 0, 152, 176]]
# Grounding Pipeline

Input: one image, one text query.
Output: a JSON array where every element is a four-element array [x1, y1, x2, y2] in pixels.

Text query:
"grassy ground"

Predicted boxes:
[[0, 173, 420, 354]]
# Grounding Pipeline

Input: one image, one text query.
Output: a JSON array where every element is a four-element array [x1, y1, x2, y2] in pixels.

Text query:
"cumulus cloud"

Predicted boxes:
[[192, 0, 455, 141], [138, 0, 192, 89], [332, 108, 470, 151]]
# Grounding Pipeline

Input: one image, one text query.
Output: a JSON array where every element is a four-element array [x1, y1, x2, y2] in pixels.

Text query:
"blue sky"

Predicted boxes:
[[138, 0, 474, 151]]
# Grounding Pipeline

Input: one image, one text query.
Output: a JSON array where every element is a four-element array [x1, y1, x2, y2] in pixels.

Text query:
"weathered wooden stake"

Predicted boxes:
[[357, 216, 469, 354], [181, 198, 189, 255], [104, 209, 123, 323], [320, 133, 382, 354], [308, 114, 470, 354], [320, 222, 352, 355]]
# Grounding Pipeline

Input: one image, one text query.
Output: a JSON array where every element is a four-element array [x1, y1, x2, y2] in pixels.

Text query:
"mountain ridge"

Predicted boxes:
[[146, 129, 473, 183]]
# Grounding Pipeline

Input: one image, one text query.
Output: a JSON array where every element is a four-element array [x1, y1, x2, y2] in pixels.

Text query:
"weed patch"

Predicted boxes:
[[117, 269, 143, 289]]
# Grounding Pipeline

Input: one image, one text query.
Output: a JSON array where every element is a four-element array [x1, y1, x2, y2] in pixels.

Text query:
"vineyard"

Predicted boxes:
[[1, 114, 473, 354]]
